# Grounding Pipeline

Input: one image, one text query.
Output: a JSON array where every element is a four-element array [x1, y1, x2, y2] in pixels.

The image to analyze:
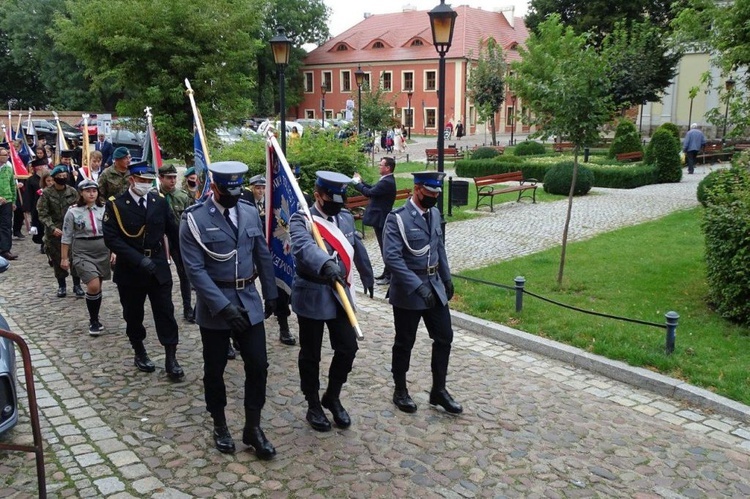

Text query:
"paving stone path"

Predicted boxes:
[[1, 156, 749, 497]]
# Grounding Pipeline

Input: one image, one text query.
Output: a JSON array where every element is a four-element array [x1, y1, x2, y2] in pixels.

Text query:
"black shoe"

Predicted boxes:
[[164, 345, 185, 381], [56, 286, 67, 298], [73, 284, 85, 297], [429, 388, 463, 414], [374, 273, 386, 280], [133, 352, 156, 373], [321, 392, 351, 428], [375, 277, 390, 286], [183, 306, 195, 323], [88, 320, 103, 336], [1, 251, 18, 261], [13, 232, 25, 240], [227, 343, 236, 360], [213, 424, 236, 454], [242, 426, 276, 460], [306, 404, 332, 432], [279, 329, 296, 346], [393, 388, 418, 413]]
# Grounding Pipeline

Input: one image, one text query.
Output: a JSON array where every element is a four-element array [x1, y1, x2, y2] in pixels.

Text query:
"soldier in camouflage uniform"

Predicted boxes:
[[37, 165, 84, 297], [98, 147, 131, 200], [158, 164, 196, 322]]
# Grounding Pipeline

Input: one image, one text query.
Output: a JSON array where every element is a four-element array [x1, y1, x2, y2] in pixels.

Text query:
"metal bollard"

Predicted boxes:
[[448, 176, 453, 217], [406, 153, 410, 163], [514, 276, 526, 312], [665, 311, 679, 355]]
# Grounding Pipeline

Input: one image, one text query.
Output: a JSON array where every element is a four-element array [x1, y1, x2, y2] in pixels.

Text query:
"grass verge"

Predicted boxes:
[[451, 208, 750, 405]]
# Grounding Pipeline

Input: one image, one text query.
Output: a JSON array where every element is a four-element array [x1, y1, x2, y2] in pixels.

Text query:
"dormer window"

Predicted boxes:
[[373, 41, 384, 49], [411, 39, 423, 47], [337, 44, 348, 51]]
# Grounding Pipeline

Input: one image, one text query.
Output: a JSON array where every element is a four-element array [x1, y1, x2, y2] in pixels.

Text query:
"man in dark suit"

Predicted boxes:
[[383, 171, 462, 415], [179, 161, 278, 458], [95, 133, 114, 167], [103, 161, 185, 381], [351, 156, 397, 285]]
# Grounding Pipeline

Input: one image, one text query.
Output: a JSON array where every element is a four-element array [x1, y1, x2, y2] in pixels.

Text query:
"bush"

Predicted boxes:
[[471, 147, 500, 160], [645, 128, 682, 183], [588, 164, 658, 189], [608, 120, 643, 158], [513, 141, 546, 156], [543, 161, 594, 196], [697, 170, 725, 207], [656, 122, 680, 141]]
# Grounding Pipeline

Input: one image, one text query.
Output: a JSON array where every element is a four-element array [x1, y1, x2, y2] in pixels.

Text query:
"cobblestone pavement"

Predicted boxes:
[[2, 158, 749, 497]]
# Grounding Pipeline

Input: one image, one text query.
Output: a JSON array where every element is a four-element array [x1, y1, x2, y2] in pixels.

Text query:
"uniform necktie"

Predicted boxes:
[[89, 207, 97, 236], [224, 209, 238, 237], [423, 211, 430, 226], [138, 198, 146, 211]]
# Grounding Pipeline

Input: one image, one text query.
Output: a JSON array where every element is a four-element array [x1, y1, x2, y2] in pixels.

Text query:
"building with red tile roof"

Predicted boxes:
[[297, 5, 530, 138]]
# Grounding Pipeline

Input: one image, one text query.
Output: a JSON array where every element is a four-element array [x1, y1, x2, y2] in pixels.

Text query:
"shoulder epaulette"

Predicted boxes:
[[183, 202, 202, 214], [108, 196, 116, 201], [392, 204, 407, 213]]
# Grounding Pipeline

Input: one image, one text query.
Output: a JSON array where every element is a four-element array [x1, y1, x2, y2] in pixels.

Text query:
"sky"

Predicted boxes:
[[323, 0, 530, 37]]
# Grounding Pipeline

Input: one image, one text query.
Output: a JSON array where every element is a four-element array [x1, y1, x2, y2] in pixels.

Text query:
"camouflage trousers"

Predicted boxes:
[[45, 236, 78, 281]]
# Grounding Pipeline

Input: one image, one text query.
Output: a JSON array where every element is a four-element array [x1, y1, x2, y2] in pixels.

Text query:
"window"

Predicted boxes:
[[410, 39, 423, 47], [402, 108, 413, 127], [325, 110, 333, 120], [426, 108, 436, 129], [304, 72, 314, 93], [341, 70, 351, 92], [305, 109, 315, 119], [372, 41, 384, 49], [336, 44, 348, 51], [322, 71, 332, 93], [362, 72, 371, 90], [381, 71, 392, 92], [402, 71, 414, 92], [506, 106, 515, 126], [425, 70, 436, 91]]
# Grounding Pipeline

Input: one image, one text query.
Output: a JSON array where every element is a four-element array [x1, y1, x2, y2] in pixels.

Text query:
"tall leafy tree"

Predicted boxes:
[[53, 0, 265, 160], [467, 37, 506, 146], [511, 15, 615, 285], [359, 84, 397, 132]]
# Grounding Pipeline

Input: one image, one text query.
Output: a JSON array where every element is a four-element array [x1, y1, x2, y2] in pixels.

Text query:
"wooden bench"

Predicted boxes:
[[345, 188, 412, 238], [473, 171, 538, 212], [425, 147, 464, 169], [699, 143, 733, 164], [616, 151, 643, 162], [553, 142, 574, 153]]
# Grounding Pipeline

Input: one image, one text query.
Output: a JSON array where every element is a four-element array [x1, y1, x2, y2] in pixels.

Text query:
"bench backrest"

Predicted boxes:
[[704, 143, 723, 152], [616, 151, 643, 161], [474, 171, 524, 187], [345, 188, 412, 211], [425, 148, 460, 155]]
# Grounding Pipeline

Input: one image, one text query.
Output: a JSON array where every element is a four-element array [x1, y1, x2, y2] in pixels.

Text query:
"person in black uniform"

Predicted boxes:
[[102, 161, 185, 381], [242, 174, 296, 347]]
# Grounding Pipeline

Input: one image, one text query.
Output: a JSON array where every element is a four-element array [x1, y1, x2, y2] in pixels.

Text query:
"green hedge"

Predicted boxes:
[[513, 141, 546, 156], [543, 161, 594, 195], [608, 120, 643, 158]]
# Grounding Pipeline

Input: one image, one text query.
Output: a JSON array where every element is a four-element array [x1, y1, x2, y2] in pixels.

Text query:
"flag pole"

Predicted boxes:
[[266, 133, 364, 340], [81, 114, 91, 180], [184, 79, 212, 163]]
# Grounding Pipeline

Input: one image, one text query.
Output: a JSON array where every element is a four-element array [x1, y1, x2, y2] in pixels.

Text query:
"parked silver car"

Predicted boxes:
[[0, 255, 18, 435]]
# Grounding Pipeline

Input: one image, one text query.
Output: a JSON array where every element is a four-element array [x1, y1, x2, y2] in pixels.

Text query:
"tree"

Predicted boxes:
[[358, 84, 397, 133], [53, 0, 265, 160], [467, 37, 506, 146], [510, 15, 615, 285]]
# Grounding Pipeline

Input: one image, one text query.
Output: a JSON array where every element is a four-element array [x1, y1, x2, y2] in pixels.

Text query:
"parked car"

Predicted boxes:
[[75, 115, 99, 140], [0, 254, 18, 436], [256, 120, 304, 139], [110, 127, 144, 160], [296, 118, 332, 134], [22, 119, 82, 144], [215, 127, 243, 145]]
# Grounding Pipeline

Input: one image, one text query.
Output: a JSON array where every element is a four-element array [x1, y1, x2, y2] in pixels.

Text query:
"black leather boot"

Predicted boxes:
[[133, 346, 155, 373], [429, 388, 463, 414], [164, 345, 185, 381], [72, 277, 85, 297], [56, 278, 66, 298], [393, 373, 417, 413], [213, 423, 236, 454], [305, 393, 331, 432], [321, 383, 351, 428], [183, 304, 195, 323], [242, 409, 276, 460], [278, 315, 295, 345]]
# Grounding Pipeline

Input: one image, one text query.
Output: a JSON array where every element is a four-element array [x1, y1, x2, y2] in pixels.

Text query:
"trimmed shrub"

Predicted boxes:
[[697, 170, 725, 207], [645, 128, 682, 183], [656, 122, 680, 141], [471, 147, 500, 160], [513, 141, 546, 156], [543, 161, 593, 196], [589, 164, 658, 189], [608, 120, 643, 158]]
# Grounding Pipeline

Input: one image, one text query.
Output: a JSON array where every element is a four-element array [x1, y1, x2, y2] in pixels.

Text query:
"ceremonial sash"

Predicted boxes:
[[312, 214, 355, 293]]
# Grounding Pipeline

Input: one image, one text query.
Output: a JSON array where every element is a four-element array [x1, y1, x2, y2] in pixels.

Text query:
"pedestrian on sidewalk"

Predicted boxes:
[[0, 148, 18, 261], [179, 161, 278, 458], [383, 171, 463, 415], [683, 123, 706, 174], [60, 179, 114, 336]]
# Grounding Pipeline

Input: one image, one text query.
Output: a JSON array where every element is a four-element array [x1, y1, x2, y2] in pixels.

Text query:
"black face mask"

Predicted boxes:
[[218, 192, 241, 209], [187, 180, 197, 188], [321, 200, 344, 217], [420, 193, 438, 209], [54, 177, 68, 186]]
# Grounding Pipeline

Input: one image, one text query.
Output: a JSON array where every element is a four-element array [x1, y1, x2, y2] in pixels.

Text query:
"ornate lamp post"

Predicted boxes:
[[722, 77, 735, 144], [407, 90, 414, 140], [509, 95, 517, 146], [320, 84, 327, 129], [428, 0, 457, 226], [354, 65, 366, 135], [270, 27, 292, 154]]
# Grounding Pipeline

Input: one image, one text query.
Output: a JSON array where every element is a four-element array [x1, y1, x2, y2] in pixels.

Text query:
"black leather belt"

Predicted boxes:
[[215, 275, 257, 290], [78, 236, 104, 240], [142, 242, 163, 257], [412, 264, 439, 276]]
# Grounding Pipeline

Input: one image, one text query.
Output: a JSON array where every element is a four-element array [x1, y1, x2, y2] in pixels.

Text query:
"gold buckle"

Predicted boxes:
[[236, 279, 245, 290], [144, 249, 152, 257]]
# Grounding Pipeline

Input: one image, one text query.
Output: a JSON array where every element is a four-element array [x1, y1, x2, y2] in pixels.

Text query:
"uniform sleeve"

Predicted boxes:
[[252, 211, 278, 302], [353, 231, 374, 289], [61, 208, 76, 245], [383, 211, 423, 294], [37, 191, 54, 228], [103, 199, 144, 267], [290, 211, 333, 275]]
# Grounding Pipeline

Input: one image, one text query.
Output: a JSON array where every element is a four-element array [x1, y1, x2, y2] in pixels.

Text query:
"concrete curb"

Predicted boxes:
[[450, 309, 750, 423]]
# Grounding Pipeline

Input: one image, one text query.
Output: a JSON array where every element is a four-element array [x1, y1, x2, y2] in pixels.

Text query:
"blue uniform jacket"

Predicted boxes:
[[289, 205, 374, 320], [178, 198, 277, 328], [383, 199, 451, 310], [351, 174, 396, 229]]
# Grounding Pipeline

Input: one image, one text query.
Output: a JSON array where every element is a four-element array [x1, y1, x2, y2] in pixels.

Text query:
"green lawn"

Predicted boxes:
[[451, 208, 750, 405]]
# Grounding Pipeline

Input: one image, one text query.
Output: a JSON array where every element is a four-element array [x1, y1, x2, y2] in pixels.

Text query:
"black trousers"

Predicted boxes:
[[200, 321, 268, 419], [297, 307, 358, 396], [373, 225, 389, 278], [392, 303, 453, 387], [275, 286, 290, 318], [13, 197, 23, 235], [117, 277, 179, 349], [0, 203, 12, 253], [686, 150, 698, 172]]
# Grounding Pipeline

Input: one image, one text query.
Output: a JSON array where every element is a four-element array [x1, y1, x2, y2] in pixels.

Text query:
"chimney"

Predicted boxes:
[[364, 12, 372, 19], [496, 6, 515, 28], [403, 3, 417, 12]]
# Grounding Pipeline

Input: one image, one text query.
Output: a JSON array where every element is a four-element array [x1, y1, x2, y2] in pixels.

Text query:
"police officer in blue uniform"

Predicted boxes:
[[102, 161, 185, 381], [290, 171, 374, 432], [383, 171, 462, 415], [179, 161, 278, 458]]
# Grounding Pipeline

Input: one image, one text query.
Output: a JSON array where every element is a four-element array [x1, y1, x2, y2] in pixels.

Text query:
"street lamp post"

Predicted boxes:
[[429, 0, 457, 228], [509, 95, 516, 146], [270, 26, 292, 154], [320, 84, 327, 129], [354, 65, 365, 135], [407, 90, 413, 140], [722, 77, 735, 144]]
